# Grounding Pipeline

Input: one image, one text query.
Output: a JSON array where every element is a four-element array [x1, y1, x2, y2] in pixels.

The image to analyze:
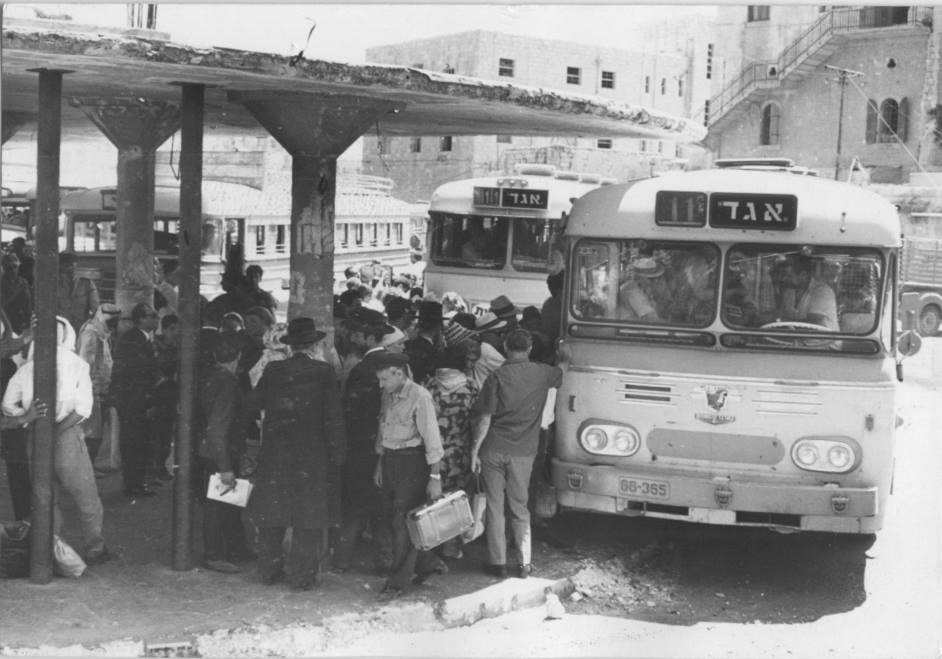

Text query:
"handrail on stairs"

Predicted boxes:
[[707, 6, 932, 127]]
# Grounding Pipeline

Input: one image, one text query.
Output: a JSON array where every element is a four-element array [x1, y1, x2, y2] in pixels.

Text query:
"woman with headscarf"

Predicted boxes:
[[248, 323, 291, 390], [424, 345, 479, 559], [77, 303, 121, 463]]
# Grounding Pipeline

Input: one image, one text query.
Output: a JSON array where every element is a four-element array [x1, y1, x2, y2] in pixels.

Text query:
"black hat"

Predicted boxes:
[[490, 295, 518, 321], [371, 351, 410, 371], [280, 317, 326, 346], [417, 300, 444, 322], [384, 296, 413, 321], [346, 307, 395, 334]]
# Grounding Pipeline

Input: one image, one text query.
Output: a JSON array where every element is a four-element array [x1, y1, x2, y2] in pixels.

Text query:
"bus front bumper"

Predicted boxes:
[[551, 458, 881, 534]]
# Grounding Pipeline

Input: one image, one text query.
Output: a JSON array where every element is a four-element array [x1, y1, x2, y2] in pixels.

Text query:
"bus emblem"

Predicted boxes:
[[695, 386, 736, 425]]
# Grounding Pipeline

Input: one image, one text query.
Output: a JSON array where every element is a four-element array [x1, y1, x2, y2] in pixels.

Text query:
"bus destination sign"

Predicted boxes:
[[473, 186, 549, 210], [709, 193, 797, 231]]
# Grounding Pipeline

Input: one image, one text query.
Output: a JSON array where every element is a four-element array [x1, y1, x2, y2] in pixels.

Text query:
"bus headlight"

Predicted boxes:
[[579, 422, 641, 457], [790, 437, 860, 474]]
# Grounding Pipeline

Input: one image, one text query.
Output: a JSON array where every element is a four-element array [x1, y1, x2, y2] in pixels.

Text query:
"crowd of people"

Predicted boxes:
[[1, 244, 566, 598]]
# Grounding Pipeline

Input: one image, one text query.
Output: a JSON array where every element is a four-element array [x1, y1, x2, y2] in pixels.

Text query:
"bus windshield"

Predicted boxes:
[[722, 244, 883, 335], [511, 218, 556, 273], [428, 212, 508, 270], [572, 239, 720, 328]]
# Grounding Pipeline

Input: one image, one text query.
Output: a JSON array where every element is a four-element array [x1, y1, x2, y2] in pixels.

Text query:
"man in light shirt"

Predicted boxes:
[[2, 316, 109, 564]]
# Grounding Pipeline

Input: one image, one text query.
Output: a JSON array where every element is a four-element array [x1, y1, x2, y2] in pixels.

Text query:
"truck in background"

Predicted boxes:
[[901, 236, 942, 336]]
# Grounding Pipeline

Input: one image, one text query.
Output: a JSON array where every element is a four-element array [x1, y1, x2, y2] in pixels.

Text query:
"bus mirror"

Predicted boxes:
[[899, 292, 920, 331], [898, 329, 922, 358]]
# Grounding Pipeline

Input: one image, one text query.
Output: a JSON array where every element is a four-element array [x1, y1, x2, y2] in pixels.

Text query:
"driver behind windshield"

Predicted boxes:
[[779, 255, 839, 331]]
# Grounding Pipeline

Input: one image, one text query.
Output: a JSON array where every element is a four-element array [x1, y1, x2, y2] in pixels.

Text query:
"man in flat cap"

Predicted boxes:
[[246, 317, 346, 590], [334, 308, 396, 572], [372, 351, 446, 597]]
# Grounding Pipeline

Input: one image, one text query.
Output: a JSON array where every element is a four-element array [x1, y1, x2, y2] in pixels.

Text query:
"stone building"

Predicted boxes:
[[705, 5, 939, 184], [361, 30, 715, 202]]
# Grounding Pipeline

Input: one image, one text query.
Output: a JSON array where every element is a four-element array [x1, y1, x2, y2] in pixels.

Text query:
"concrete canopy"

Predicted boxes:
[[1, 21, 707, 144]]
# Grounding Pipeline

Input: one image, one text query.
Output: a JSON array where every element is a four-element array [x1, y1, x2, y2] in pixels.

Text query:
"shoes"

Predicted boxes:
[[516, 564, 532, 579], [85, 547, 113, 566], [123, 487, 157, 499], [228, 550, 258, 563], [412, 562, 448, 586], [484, 563, 507, 579], [204, 559, 241, 574]]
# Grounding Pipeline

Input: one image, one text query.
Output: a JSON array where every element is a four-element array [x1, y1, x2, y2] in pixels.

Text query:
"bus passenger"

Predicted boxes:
[[666, 252, 716, 326], [781, 255, 839, 331], [617, 258, 662, 322], [461, 223, 489, 261]]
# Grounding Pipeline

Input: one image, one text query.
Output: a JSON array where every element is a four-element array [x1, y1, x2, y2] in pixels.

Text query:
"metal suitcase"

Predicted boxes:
[[406, 490, 474, 551]]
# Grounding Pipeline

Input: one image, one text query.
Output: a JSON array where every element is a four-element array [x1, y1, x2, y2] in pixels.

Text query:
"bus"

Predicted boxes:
[[57, 176, 415, 307], [424, 165, 614, 311], [549, 159, 915, 535]]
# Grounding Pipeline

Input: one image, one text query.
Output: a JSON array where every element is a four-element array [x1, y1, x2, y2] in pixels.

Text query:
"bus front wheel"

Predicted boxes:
[[917, 304, 941, 337]]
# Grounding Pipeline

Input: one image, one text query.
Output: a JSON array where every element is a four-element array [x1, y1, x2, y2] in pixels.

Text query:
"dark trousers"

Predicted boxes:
[[199, 458, 249, 562], [380, 448, 440, 590], [257, 526, 322, 588], [1, 428, 31, 521], [334, 457, 392, 570], [116, 402, 149, 491]]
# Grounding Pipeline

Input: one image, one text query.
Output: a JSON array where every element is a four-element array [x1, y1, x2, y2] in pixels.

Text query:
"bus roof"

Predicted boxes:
[[60, 182, 265, 217], [567, 168, 901, 246], [430, 170, 605, 218]]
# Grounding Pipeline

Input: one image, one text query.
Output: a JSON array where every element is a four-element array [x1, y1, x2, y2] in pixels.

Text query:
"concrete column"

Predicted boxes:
[[172, 83, 204, 572], [29, 69, 68, 584], [231, 92, 402, 333], [70, 97, 180, 316]]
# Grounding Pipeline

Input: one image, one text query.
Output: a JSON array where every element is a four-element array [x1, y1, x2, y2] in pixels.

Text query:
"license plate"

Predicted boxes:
[[619, 477, 670, 500]]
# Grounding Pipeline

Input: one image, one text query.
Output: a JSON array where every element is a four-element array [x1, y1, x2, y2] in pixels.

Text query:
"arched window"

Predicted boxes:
[[759, 103, 781, 145], [898, 97, 910, 142], [878, 98, 899, 142]]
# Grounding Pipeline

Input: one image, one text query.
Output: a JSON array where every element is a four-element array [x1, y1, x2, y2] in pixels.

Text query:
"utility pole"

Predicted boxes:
[[825, 64, 863, 180]]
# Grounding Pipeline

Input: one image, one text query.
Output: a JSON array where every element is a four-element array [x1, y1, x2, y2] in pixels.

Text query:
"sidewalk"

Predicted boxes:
[[0, 470, 579, 654]]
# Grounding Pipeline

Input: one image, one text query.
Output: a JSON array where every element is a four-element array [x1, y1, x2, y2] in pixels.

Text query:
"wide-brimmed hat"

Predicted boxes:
[[442, 321, 479, 347], [417, 300, 444, 322], [280, 317, 326, 346], [631, 257, 665, 278], [346, 307, 395, 334], [476, 311, 508, 332], [384, 296, 413, 321], [490, 295, 518, 321], [380, 326, 407, 348], [371, 351, 410, 370]]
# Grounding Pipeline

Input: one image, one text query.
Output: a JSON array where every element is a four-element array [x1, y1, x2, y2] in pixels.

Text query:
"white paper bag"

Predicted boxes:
[[206, 473, 253, 508]]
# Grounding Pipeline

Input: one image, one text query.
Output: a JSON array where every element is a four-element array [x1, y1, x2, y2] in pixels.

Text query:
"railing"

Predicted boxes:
[[709, 6, 932, 127]]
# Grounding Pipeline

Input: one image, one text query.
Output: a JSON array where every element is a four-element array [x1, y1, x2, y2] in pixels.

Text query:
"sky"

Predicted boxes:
[[10, 3, 717, 62]]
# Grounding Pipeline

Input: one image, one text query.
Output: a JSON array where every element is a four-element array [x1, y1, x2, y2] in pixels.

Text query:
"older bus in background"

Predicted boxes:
[[549, 159, 916, 535], [424, 165, 614, 311]]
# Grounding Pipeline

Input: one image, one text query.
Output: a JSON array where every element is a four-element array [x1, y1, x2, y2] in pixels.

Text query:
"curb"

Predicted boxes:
[[0, 576, 575, 656]]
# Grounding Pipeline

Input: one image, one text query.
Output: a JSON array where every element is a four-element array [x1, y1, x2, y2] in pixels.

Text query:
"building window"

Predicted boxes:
[[703, 100, 711, 126], [866, 97, 909, 143], [747, 5, 770, 21], [678, 78, 684, 97], [660, 78, 667, 95], [657, 141, 664, 153], [601, 71, 615, 89], [640, 140, 647, 152], [675, 144, 682, 157], [339, 224, 349, 249], [706, 43, 714, 80], [597, 139, 612, 149], [440, 136, 453, 152], [644, 75, 651, 93], [567, 66, 581, 85], [412, 62, 424, 69], [497, 135, 512, 144], [410, 137, 421, 153], [443, 65, 455, 74], [255, 225, 265, 254], [275, 225, 286, 254], [499, 58, 514, 77], [760, 103, 781, 145]]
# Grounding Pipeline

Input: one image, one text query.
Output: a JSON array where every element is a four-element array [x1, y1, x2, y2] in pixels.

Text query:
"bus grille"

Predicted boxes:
[[618, 382, 673, 404], [736, 511, 801, 527]]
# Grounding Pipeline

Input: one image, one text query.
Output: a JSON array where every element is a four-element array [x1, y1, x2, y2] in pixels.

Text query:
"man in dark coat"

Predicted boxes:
[[404, 300, 443, 384], [333, 307, 395, 572], [246, 317, 346, 590], [110, 301, 159, 498], [198, 332, 253, 573]]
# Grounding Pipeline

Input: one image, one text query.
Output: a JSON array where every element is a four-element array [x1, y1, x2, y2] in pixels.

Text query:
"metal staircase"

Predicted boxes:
[[707, 6, 932, 131]]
